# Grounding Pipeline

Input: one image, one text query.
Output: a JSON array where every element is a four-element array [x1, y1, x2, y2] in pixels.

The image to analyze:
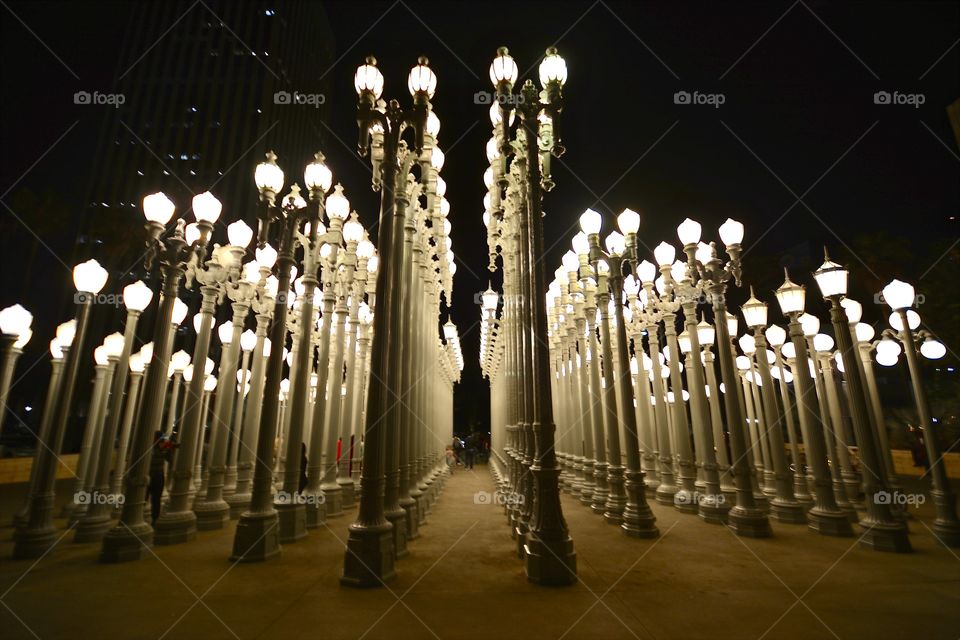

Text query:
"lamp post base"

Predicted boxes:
[[193, 500, 230, 530], [276, 502, 307, 543], [674, 489, 699, 514], [72, 514, 114, 544], [524, 532, 577, 586], [304, 497, 327, 528], [770, 499, 808, 524], [338, 477, 356, 509], [655, 483, 678, 506], [858, 520, 912, 553], [341, 522, 395, 588], [225, 492, 251, 519], [12, 525, 59, 560], [153, 510, 198, 545], [322, 485, 343, 517], [99, 522, 153, 563], [230, 510, 280, 562], [807, 507, 854, 536], [603, 465, 626, 524], [400, 497, 420, 540], [698, 495, 731, 524], [385, 508, 408, 558], [728, 506, 773, 538]]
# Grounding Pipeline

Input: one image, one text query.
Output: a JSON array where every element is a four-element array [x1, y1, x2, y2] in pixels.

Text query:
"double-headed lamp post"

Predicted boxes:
[[100, 191, 218, 563], [581, 208, 659, 538], [342, 55, 434, 587], [489, 46, 577, 585], [881, 279, 960, 547]]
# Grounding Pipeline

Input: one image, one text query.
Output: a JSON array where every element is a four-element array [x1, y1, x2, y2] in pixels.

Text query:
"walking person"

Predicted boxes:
[[149, 431, 177, 527]]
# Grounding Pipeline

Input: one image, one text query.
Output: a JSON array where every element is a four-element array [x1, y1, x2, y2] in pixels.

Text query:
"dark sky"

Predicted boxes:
[[2, 0, 958, 431]]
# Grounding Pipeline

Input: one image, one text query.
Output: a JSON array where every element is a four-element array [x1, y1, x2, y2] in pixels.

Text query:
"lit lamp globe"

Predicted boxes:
[[103, 332, 125, 359], [204, 375, 218, 393], [579, 208, 602, 237], [678, 331, 692, 354], [840, 298, 862, 323], [357, 239, 376, 260], [871, 339, 900, 372], [741, 287, 768, 329], [726, 312, 738, 338], [218, 321, 233, 345], [780, 342, 796, 360], [617, 208, 640, 236], [343, 216, 364, 245], [51, 327, 68, 353], [185, 223, 201, 247], [432, 147, 446, 172], [888, 310, 920, 332], [855, 323, 875, 343], [489, 47, 518, 87], [799, 313, 820, 338], [697, 319, 715, 347], [354, 58, 384, 98], [408, 58, 437, 98], [14, 329, 32, 349], [636, 260, 657, 285], [775, 270, 805, 315], [436, 175, 447, 197], [718, 218, 744, 247], [813, 333, 834, 353], [736, 355, 750, 371], [128, 353, 145, 373], [240, 329, 257, 353], [123, 281, 153, 312], [881, 279, 914, 311], [765, 324, 787, 348], [920, 338, 946, 360], [304, 153, 333, 194], [325, 184, 350, 221], [227, 220, 254, 248], [171, 298, 188, 326], [142, 192, 176, 226], [93, 346, 110, 367], [73, 259, 109, 294], [255, 152, 285, 197], [426, 110, 441, 138], [0, 304, 33, 339], [538, 47, 567, 87], [192, 191, 222, 226], [171, 349, 191, 372], [560, 251, 578, 276], [653, 242, 676, 268], [571, 232, 590, 258], [182, 365, 194, 383], [256, 244, 278, 270], [605, 231, 626, 256], [139, 342, 154, 363], [695, 242, 714, 264], [486, 137, 500, 164], [481, 287, 499, 313], [738, 334, 756, 355], [677, 217, 702, 246], [813, 251, 848, 298]]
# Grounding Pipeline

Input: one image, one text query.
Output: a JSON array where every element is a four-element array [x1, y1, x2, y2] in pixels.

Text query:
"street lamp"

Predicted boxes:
[[0, 303, 33, 436], [15, 258, 108, 559], [881, 278, 960, 547]]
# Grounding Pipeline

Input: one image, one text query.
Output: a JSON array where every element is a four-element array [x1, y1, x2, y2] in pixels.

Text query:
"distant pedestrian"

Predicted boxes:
[[445, 446, 456, 474], [299, 442, 308, 494], [149, 431, 177, 526]]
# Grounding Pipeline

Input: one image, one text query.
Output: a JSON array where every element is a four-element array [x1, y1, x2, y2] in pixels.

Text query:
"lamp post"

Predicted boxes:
[[342, 55, 435, 586], [812, 253, 910, 551], [774, 270, 854, 536], [687, 219, 771, 537], [881, 279, 960, 547], [741, 288, 805, 524], [582, 210, 658, 537], [0, 304, 32, 436], [232, 151, 321, 562], [98, 191, 215, 562], [14, 259, 108, 559]]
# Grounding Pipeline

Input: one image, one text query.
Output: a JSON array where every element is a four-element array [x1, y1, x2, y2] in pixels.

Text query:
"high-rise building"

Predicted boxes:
[[75, 0, 334, 271]]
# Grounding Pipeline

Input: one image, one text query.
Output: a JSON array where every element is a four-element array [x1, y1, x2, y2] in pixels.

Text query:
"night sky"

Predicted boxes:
[[2, 1, 958, 434]]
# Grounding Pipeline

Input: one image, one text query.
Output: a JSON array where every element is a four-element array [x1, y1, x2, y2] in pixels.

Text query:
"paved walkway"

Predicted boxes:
[[1, 467, 958, 639]]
